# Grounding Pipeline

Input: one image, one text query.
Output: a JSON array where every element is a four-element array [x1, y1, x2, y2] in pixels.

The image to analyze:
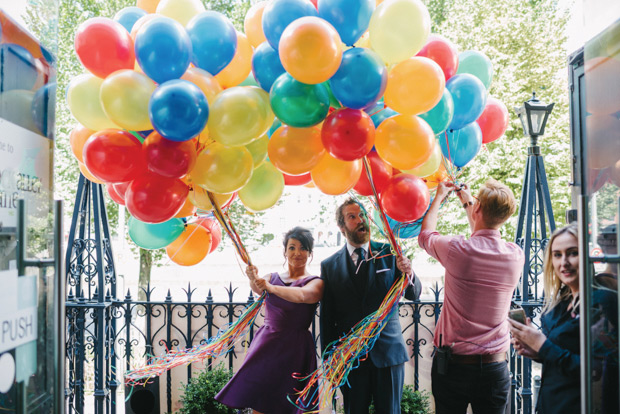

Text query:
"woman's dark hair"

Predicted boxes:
[[283, 227, 314, 254]]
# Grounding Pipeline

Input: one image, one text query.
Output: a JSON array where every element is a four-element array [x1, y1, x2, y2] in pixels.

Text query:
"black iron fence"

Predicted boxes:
[[65, 282, 541, 414]]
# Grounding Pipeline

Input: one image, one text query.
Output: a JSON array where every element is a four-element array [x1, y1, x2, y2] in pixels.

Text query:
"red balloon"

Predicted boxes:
[[144, 131, 197, 178], [380, 173, 430, 222], [416, 34, 459, 81], [113, 181, 130, 198], [83, 129, 146, 183], [106, 183, 125, 205], [283, 172, 312, 186], [309, 0, 318, 9], [476, 97, 509, 144], [321, 108, 375, 161], [198, 217, 222, 253], [125, 173, 189, 223], [74, 17, 135, 79], [354, 151, 393, 196]]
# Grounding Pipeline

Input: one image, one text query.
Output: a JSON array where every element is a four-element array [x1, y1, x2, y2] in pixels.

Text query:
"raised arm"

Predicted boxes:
[[256, 277, 324, 304], [421, 181, 454, 233]]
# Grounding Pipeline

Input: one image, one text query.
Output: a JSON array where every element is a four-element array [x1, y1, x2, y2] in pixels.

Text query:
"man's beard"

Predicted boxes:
[[344, 222, 370, 245]]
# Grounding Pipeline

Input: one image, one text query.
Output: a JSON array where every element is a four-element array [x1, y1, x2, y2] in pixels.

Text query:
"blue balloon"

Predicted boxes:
[[262, 0, 317, 50], [372, 201, 432, 239], [329, 48, 387, 109], [135, 17, 192, 83], [363, 100, 384, 115], [31, 83, 56, 138], [149, 80, 209, 142], [318, 0, 374, 46], [252, 42, 286, 92], [0, 44, 37, 91], [419, 89, 454, 135], [439, 122, 482, 167], [371, 107, 398, 128], [113, 6, 147, 32], [187, 11, 237, 76], [445, 73, 487, 130]]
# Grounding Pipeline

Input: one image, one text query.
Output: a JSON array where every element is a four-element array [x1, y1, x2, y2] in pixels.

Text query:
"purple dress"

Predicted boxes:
[[215, 273, 320, 413]]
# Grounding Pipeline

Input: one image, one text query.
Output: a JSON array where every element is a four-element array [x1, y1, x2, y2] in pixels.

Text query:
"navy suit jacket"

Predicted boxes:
[[319, 241, 422, 368]]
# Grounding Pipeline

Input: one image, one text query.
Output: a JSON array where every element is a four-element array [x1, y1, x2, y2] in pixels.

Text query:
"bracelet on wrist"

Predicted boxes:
[[463, 201, 473, 209]]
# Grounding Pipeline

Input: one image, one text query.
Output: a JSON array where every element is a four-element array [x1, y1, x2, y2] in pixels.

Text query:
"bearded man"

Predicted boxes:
[[319, 198, 422, 414]]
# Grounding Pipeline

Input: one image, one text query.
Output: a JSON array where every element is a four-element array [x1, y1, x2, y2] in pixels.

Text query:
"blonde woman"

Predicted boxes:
[[509, 224, 581, 413]]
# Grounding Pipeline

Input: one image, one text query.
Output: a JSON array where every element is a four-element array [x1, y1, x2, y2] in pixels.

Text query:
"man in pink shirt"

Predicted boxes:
[[418, 179, 524, 414]]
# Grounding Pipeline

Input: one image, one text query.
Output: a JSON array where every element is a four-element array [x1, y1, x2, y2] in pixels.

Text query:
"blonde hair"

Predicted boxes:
[[542, 223, 579, 313], [477, 179, 517, 227]]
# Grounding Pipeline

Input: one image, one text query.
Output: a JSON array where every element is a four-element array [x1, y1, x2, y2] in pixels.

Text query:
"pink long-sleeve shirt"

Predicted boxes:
[[418, 229, 524, 355]]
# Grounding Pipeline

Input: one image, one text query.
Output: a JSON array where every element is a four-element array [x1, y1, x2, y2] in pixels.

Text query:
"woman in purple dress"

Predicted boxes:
[[215, 227, 324, 414]]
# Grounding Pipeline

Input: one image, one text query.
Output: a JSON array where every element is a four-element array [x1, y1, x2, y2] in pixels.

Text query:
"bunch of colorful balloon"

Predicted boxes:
[[66, 0, 511, 264]]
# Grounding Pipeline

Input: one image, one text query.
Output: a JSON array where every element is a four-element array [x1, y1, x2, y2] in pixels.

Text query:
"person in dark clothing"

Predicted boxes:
[[509, 224, 581, 413], [320, 198, 422, 414]]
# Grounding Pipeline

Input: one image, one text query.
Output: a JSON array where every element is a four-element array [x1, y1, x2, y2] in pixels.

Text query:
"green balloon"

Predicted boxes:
[[246, 134, 268, 168], [419, 89, 454, 135], [128, 216, 185, 250], [238, 162, 284, 212], [270, 73, 330, 128], [456, 51, 493, 89]]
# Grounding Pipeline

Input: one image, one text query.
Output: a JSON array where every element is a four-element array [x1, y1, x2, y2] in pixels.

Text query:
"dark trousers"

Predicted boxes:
[[340, 358, 404, 414], [431, 356, 510, 414]]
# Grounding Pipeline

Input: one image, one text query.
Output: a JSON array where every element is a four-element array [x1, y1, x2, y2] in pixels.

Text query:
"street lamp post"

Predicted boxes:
[[510, 92, 556, 414]]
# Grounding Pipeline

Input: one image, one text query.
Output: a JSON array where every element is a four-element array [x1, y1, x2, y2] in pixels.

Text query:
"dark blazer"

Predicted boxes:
[[319, 241, 422, 368]]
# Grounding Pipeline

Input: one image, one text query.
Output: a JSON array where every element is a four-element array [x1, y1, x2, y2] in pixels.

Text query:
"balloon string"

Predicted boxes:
[[206, 191, 253, 267], [361, 156, 402, 257], [164, 219, 204, 265]]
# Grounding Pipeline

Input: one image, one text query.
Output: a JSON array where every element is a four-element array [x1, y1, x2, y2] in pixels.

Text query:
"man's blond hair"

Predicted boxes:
[[478, 179, 517, 228]]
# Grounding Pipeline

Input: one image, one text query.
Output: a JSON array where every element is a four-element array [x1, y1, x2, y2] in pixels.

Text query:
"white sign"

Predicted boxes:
[[0, 270, 38, 354], [0, 118, 51, 232]]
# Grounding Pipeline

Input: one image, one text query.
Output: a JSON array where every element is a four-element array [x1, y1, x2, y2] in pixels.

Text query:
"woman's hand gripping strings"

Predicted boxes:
[[246, 265, 272, 296]]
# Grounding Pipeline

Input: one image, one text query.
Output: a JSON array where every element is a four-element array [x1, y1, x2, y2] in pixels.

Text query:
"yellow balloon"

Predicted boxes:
[[188, 186, 234, 211], [215, 32, 253, 89], [354, 31, 371, 48], [375, 114, 435, 170], [403, 140, 441, 177], [181, 67, 223, 107], [239, 161, 285, 212], [246, 133, 269, 168], [100, 70, 156, 131], [137, 0, 160, 13], [384, 57, 444, 115], [311, 154, 362, 195], [156, 0, 205, 26], [279, 16, 343, 84], [244, 1, 268, 48], [191, 142, 254, 193], [369, 0, 431, 64], [268, 125, 325, 175], [246, 86, 275, 133], [67, 74, 119, 131], [208, 86, 274, 146]]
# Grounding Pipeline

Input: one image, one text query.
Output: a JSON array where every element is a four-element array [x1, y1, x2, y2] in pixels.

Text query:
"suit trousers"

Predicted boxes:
[[340, 357, 404, 414], [431, 356, 510, 414]]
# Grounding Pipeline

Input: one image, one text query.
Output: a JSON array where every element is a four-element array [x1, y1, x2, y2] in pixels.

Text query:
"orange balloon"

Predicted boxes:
[[173, 197, 197, 218], [166, 223, 212, 266], [136, 0, 160, 13], [375, 114, 435, 170], [215, 32, 253, 89], [181, 67, 223, 107], [279, 16, 343, 84], [268, 126, 325, 175], [78, 162, 105, 184], [424, 163, 449, 190], [244, 1, 268, 48], [70, 125, 95, 163], [311, 154, 362, 195], [384, 57, 445, 115], [130, 13, 158, 40]]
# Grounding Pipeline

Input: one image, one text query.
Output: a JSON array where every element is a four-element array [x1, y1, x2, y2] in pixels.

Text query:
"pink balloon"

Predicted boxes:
[[199, 218, 222, 253], [416, 34, 459, 81], [476, 97, 509, 144], [106, 183, 125, 205], [380, 173, 430, 223]]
